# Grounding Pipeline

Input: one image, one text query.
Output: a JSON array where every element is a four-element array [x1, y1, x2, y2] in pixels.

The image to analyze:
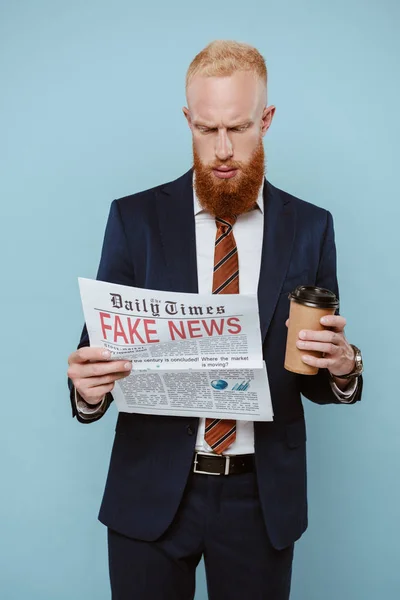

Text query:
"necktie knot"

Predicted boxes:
[[215, 215, 237, 233]]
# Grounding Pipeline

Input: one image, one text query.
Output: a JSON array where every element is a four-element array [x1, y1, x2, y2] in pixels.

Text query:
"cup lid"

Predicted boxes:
[[289, 285, 339, 309]]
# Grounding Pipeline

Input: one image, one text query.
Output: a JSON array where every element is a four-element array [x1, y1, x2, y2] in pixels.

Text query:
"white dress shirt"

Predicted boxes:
[[76, 181, 357, 447]]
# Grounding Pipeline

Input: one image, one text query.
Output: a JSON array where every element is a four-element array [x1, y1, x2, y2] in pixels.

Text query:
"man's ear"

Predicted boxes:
[[261, 105, 276, 136], [182, 107, 192, 130]]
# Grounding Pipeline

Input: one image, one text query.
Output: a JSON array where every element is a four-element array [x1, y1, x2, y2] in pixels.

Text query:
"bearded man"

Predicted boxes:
[[67, 40, 363, 599]]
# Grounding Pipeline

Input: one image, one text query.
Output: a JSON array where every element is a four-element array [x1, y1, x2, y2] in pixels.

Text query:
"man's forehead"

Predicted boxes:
[[187, 73, 265, 121]]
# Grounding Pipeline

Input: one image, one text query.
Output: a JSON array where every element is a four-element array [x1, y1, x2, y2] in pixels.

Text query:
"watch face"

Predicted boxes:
[[354, 347, 363, 374]]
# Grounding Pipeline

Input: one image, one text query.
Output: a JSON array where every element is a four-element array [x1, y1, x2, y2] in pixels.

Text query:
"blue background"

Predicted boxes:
[[1, 0, 399, 598]]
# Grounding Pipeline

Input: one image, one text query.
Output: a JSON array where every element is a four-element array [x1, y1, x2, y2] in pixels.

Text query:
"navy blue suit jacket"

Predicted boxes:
[[69, 169, 362, 550]]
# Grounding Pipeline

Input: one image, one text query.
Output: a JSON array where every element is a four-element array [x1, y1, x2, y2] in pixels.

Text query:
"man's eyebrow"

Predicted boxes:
[[193, 121, 217, 128], [229, 120, 253, 128]]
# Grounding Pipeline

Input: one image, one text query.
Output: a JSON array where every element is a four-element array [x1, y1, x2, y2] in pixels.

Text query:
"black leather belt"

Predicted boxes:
[[193, 452, 255, 476]]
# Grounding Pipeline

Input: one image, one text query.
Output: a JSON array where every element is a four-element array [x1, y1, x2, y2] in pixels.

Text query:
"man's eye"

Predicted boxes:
[[231, 126, 248, 132], [199, 128, 215, 134]]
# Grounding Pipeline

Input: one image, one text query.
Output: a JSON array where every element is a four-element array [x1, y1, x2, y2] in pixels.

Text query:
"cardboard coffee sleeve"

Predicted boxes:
[[284, 286, 339, 375]]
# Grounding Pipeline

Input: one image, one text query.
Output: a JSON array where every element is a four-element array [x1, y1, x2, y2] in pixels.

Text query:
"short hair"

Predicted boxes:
[[186, 40, 267, 91]]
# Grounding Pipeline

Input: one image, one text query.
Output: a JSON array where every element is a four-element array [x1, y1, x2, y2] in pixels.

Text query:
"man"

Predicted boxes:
[[67, 40, 363, 599]]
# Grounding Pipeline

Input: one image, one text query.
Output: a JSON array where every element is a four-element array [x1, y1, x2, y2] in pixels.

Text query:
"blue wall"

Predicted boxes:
[[1, 1, 399, 598]]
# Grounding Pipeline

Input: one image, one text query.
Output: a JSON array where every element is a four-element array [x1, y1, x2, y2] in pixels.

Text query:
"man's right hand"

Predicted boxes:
[[67, 347, 132, 405]]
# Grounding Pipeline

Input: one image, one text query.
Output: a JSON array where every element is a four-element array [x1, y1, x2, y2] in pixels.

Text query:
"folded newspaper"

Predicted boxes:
[[79, 278, 273, 421]]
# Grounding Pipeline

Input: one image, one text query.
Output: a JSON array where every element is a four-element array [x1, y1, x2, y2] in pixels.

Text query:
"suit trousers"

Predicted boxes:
[[108, 468, 294, 600]]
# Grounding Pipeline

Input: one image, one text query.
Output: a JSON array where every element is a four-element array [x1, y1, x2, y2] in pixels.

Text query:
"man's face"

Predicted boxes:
[[183, 71, 275, 216]]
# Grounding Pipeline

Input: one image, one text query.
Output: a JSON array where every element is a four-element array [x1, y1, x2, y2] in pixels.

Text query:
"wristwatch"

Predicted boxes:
[[332, 344, 363, 379]]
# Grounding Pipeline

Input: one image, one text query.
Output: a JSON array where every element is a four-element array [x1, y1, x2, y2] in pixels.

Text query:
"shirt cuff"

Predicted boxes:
[[329, 376, 358, 403], [74, 389, 107, 419]]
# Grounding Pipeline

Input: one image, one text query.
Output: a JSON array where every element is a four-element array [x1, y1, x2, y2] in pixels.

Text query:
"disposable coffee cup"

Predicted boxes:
[[284, 285, 339, 375]]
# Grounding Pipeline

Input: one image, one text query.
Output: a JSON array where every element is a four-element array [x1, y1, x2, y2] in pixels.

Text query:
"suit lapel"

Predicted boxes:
[[258, 181, 296, 340], [155, 169, 199, 293]]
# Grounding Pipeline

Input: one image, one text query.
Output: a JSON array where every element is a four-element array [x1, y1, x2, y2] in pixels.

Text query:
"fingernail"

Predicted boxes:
[[321, 317, 329, 324], [124, 362, 132, 370], [102, 350, 111, 358], [299, 330, 306, 339], [302, 355, 310, 362]]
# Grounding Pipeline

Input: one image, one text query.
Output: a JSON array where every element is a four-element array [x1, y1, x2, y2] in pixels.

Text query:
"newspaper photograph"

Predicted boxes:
[[79, 278, 273, 421]]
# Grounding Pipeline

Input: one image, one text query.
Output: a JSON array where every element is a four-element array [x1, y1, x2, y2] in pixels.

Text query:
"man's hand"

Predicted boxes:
[[286, 315, 356, 387], [67, 347, 132, 405]]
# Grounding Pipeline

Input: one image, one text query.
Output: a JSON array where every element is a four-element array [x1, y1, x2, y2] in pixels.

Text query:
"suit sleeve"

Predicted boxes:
[[299, 210, 363, 405], [68, 200, 136, 423]]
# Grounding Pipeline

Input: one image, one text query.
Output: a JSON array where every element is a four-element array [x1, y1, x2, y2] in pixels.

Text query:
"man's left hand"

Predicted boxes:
[[295, 314, 355, 379]]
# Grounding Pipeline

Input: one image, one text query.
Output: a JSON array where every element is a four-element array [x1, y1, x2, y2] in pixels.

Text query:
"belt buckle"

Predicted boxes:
[[193, 452, 230, 476]]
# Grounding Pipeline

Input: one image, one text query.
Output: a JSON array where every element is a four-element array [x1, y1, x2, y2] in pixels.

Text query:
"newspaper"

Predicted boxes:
[[79, 278, 273, 421]]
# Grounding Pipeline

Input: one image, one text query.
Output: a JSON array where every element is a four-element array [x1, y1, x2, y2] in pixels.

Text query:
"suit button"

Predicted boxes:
[[187, 425, 194, 436]]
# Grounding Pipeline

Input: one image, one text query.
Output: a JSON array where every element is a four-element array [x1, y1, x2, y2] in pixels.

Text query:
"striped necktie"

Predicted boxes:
[[204, 215, 239, 454]]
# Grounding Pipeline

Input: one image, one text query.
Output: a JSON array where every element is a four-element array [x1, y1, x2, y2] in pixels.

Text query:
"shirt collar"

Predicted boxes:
[[193, 176, 264, 216]]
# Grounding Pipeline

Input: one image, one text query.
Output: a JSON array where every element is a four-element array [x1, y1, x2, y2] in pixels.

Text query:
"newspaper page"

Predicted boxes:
[[79, 278, 273, 421]]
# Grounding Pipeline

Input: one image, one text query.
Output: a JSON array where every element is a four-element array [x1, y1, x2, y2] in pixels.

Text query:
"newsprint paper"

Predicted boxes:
[[79, 278, 273, 421]]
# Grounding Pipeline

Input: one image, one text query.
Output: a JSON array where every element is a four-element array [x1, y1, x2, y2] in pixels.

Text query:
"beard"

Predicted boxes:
[[193, 138, 265, 218]]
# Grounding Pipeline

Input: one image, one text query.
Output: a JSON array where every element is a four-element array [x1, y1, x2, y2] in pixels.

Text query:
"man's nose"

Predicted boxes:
[[215, 129, 233, 161]]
